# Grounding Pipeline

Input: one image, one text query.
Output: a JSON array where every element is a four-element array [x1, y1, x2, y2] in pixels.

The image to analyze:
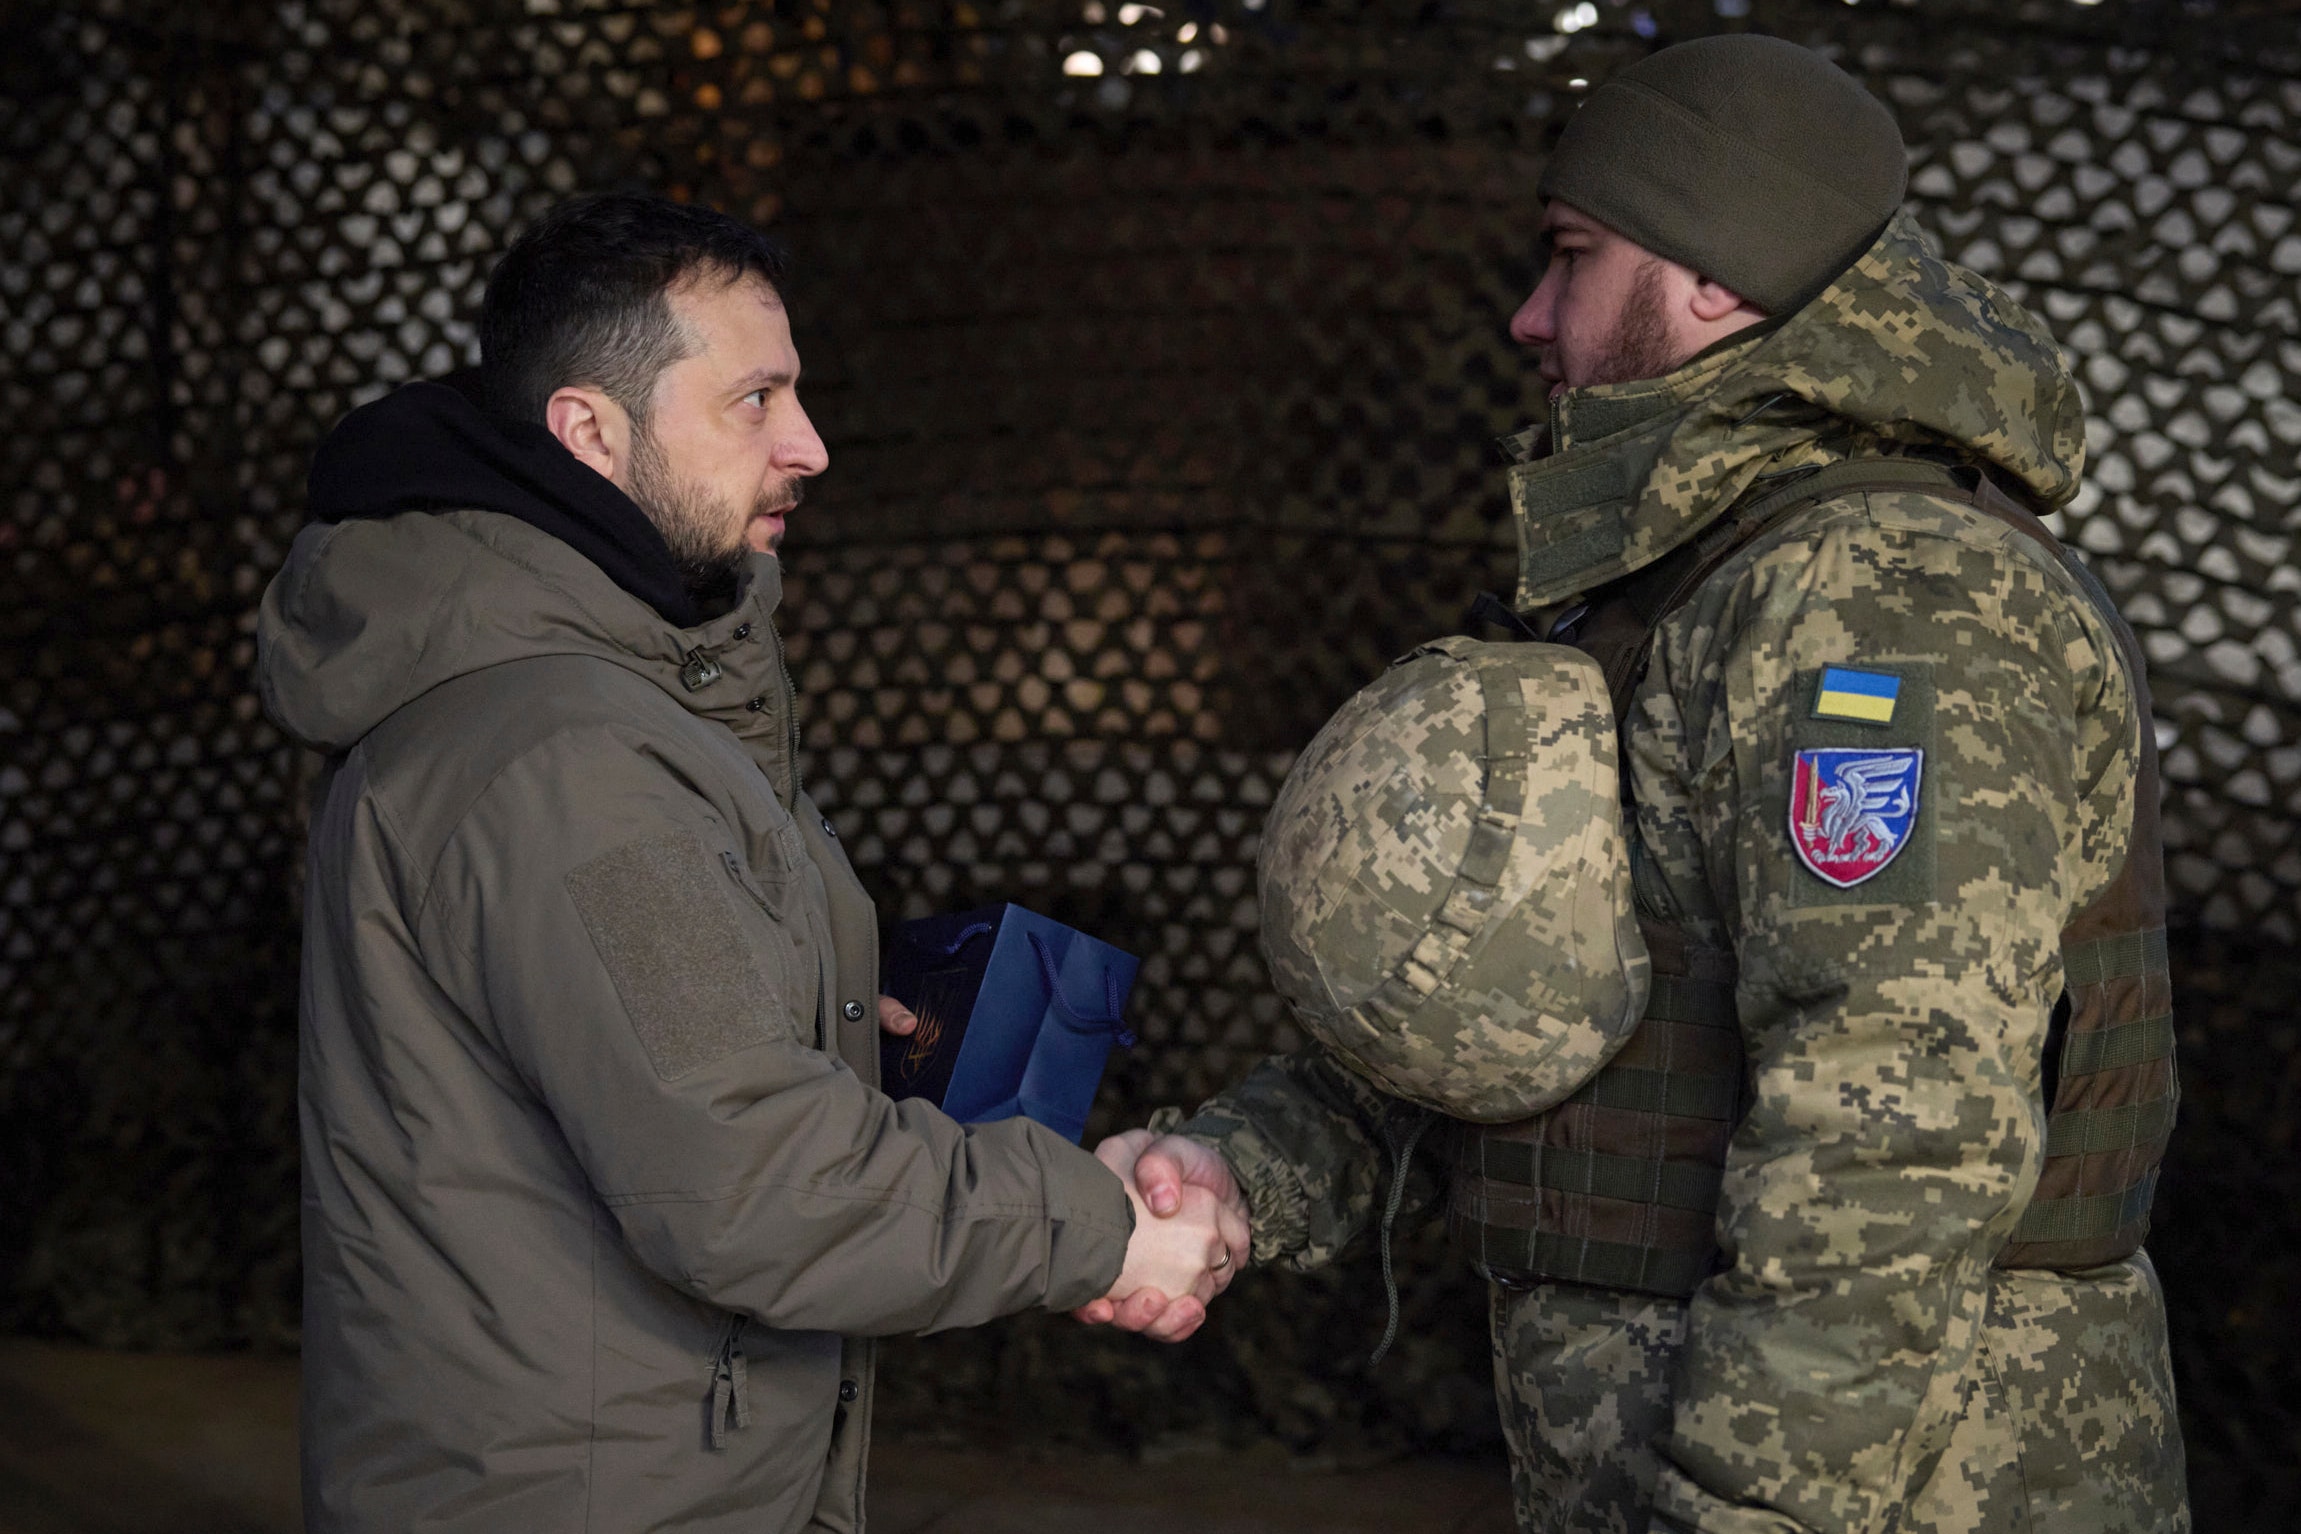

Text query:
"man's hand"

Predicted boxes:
[[1075, 1129, 1252, 1336], [1106, 1129, 1246, 1222], [1088, 1180, 1245, 1342], [877, 995, 918, 1036]]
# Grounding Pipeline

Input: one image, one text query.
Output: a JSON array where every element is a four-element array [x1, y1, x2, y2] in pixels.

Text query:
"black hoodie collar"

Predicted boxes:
[[306, 380, 706, 629]]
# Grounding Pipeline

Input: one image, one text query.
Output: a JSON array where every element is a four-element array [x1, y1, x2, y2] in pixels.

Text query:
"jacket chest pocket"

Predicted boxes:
[[719, 848, 823, 1048], [567, 828, 815, 1081]]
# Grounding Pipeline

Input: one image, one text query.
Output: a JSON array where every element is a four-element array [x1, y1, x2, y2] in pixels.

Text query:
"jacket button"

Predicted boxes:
[[746, 696, 766, 712], [838, 1379, 859, 1403], [842, 1000, 866, 1022], [820, 816, 839, 838], [733, 623, 751, 640]]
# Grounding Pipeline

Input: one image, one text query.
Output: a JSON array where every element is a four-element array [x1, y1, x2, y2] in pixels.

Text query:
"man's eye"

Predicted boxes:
[[744, 389, 768, 407]]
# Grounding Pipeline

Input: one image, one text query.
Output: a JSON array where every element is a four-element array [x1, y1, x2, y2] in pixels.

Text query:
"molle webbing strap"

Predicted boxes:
[[2043, 1096, 2176, 1157], [1448, 918, 1740, 1300], [1997, 905, 2174, 1267], [2063, 925, 2169, 988], [1569, 1063, 1741, 1121], [2053, 1009, 2173, 1080], [2004, 1173, 2159, 1247]]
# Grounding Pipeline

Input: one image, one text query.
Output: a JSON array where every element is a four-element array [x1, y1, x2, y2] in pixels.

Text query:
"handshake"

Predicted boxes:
[[1073, 1128, 1251, 1343]]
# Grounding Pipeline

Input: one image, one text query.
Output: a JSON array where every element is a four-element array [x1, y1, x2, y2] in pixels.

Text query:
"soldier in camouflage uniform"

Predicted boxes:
[[1085, 34, 2188, 1534]]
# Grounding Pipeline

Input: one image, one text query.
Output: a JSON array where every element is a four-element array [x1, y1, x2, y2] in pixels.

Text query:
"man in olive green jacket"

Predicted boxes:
[[1098, 36, 2186, 1534], [260, 194, 1234, 1534]]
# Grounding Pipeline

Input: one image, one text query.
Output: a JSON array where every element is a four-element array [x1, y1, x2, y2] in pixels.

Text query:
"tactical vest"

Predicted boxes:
[[1448, 457, 2177, 1295]]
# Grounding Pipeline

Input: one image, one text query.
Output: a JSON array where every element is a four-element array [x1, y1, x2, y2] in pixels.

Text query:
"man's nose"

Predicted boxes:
[[776, 399, 830, 479], [1510, 268, 1559, 348]]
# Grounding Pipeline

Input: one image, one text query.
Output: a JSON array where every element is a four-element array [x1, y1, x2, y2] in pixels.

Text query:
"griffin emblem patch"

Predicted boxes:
[[1789, 747, 1923, 889]]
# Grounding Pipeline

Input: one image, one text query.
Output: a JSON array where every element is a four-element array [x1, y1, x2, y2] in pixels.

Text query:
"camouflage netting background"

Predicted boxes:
[[3, 0, 2296, 1523]]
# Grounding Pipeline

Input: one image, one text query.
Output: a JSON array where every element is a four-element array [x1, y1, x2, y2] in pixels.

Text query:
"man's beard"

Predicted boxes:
[[626, 416, 803, 610], [1581, 257, 1682, 389]]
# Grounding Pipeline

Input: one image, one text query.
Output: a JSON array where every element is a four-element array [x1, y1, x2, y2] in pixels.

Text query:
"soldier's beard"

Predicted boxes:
[[627, 413, 801, 609], [1581, 257, 1683, 389]]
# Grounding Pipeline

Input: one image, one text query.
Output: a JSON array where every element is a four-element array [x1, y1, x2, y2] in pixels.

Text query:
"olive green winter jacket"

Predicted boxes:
[[260, 509, 1131, 1534]]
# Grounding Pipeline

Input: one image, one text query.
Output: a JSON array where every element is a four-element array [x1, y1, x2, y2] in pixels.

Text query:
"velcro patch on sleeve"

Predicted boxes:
[[566, 829, 793, 1081], [1790, 747, 1923, 887], [1785, 664, 1937, 907], [1812, 665, 1902, 724]]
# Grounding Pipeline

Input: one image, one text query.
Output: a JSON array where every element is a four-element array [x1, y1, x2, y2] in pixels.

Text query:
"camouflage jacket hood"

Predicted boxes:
[[1507, 205, 2088, 607]]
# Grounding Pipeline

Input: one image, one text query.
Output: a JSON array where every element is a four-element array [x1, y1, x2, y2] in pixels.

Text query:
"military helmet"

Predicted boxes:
[[1257, 637, 1650, 1122]]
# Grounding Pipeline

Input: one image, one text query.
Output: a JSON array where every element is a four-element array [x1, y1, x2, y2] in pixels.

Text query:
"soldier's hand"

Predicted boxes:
[[1087, 1181, 1246, 1343], [876, 995, 918, 1036], [1074, 1130, 1251, 1331], [1123, 1132, 1245, 1226]]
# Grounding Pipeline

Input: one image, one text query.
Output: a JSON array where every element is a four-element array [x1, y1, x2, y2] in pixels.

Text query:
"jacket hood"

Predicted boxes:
[[257, 508, 799, 794], [1508, 206, 2088, 606], [309, 380, 710, 629]]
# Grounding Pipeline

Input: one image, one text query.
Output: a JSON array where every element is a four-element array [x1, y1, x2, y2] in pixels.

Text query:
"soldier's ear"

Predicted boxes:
[[1688, 274, 1764, 324]]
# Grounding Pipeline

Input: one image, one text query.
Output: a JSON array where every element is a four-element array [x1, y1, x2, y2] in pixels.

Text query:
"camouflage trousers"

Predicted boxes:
[[1490, 1280, 1683, 1534], [1488, 1254, 2188, 1534]]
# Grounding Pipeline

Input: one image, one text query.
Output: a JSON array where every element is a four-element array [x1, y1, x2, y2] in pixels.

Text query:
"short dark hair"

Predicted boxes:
[[478, 193, 790, 424]]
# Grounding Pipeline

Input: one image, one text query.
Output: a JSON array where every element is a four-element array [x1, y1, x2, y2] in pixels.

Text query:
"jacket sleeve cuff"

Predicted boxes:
[[1168, 1108, 1314, 1270], [1034, 1127, 1134, 1311]]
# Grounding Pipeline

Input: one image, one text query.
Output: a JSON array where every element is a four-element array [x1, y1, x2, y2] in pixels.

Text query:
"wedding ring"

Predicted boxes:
[[1210, 1250, 1232, 1271]]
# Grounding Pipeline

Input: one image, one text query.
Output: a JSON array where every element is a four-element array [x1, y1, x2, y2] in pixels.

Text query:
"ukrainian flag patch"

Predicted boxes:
[[1812, 666, 1901, 725]]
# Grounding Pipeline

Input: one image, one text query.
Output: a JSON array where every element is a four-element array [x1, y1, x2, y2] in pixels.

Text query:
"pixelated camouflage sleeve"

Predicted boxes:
[[1635, 491, 2136, 1534], [1170, 1047, 1449, 1271]]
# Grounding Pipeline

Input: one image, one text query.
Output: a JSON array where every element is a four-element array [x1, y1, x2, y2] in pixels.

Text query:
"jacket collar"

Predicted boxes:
[[408, 511, 809, 806], [1504, 332, 1786, 607], [644, 548, 804, 807], [259, 509, 806, 807], [1502, 205, 2087, 608], [307, 381, 713, 629]]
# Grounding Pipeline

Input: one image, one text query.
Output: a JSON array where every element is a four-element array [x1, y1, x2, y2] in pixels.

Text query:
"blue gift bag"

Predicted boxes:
[[878, 904, 1139, 1144]]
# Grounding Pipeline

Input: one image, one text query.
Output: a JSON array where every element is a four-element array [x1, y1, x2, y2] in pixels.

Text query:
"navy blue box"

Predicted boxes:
[[878, 904, 1140, 1144]]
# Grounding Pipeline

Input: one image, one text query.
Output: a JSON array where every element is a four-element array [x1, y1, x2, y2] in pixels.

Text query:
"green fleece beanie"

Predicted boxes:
[[1538, 35, 1907, 315]]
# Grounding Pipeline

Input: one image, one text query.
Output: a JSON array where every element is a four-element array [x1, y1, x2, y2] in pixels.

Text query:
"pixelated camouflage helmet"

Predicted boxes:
[[1257, 637, 1650, 1123]]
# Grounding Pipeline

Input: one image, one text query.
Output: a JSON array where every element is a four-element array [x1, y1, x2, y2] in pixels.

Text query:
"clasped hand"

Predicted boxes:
[[1073, 1129, 1252, 1343], [885, 1001, 1249, 1340]]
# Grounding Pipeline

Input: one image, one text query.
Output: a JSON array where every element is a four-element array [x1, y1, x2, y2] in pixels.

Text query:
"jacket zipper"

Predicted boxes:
[[720, 849, 782, 921], [770, 623, 802, 802], [708, 1313, 750, 1450]]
